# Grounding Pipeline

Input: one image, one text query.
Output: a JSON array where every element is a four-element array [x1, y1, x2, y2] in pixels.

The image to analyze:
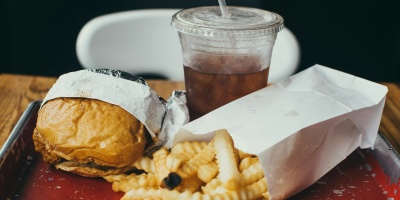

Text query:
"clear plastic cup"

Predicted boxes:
[[171, 6, 284, 121]]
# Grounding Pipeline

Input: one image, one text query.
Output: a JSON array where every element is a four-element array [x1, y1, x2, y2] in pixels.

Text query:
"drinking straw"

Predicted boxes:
[[218, 0, 230, 18]]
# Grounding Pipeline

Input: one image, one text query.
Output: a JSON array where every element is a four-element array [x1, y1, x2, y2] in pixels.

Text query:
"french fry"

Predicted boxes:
[[153, 147, 171, 184], [165, 152, 192, 171], [176, 174, 203, 193], [201, 178, 222, 194], [263, 191, 271, 199], [197, 161, 218, 183], [176, 142, 215, 178], [171, 141, 208, 154], [238, 149, 254, 161], [132, 156, 156, 174], [106, 129, 269, 200], [234, 148, 240, 164], [167, 141, 210, 173], [239, 157, 259, 172], [212, 129, 241, 190], [121, 188, 164, 200], [104, 174, 128, 182], [235, 177, 268, 200], [122, 177, 267, 200], [162, 190, 205, 200], [240, 160, 264, 186], [206, 177, 268, 200], [111, 173, 158, 192]]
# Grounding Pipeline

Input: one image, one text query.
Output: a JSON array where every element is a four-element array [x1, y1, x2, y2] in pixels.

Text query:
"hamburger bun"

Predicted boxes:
[[33, 97, 150, 177]]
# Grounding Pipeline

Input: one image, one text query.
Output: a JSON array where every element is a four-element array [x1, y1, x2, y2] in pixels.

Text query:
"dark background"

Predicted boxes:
[[1, 0, 399, 82]]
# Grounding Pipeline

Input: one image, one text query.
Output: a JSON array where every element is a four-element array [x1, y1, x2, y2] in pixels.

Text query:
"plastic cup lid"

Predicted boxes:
[[171, 6, 284, 37]]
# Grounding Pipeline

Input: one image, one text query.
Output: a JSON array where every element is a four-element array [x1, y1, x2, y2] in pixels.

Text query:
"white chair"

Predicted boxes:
[[76, 9, 300, 82], [269, 27, 301, 83]]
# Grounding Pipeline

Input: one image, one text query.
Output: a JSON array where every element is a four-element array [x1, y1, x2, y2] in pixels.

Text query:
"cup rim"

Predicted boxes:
[[171, 6, 284, 37]]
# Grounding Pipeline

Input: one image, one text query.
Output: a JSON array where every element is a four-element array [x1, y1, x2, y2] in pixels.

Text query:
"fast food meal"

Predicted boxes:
[[33, 97, 152, 178], [28, 65, 387, 199], [104, 129, 269, 200]]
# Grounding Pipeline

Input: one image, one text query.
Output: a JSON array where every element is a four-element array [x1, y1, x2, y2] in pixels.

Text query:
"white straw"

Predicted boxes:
[[218, 0, 230, 18]]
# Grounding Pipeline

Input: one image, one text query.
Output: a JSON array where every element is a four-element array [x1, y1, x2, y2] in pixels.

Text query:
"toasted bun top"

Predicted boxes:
[[34, 98, 146, 169]]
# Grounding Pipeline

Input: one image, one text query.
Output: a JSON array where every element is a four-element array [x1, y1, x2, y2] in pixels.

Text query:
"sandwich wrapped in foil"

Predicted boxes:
[[41, 69, 189, 151]]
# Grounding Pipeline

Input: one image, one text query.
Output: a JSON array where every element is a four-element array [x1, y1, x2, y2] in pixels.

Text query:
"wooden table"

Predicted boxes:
[[0, 73, 399, 153]]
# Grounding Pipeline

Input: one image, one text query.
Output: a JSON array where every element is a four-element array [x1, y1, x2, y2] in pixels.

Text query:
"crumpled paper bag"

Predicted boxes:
[[171, 64, 388, 199]]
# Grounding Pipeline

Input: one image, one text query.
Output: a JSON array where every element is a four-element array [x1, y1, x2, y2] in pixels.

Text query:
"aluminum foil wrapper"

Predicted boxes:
[[41, 69, 189, 149]]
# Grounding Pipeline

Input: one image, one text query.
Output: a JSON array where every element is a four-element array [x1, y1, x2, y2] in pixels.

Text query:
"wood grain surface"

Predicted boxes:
[[0, 74, 398, 153], [0, 74, 55, 146], [379, 82, 400, 151]]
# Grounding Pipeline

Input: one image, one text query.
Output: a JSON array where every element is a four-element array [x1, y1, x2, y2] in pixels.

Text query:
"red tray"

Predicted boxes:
[[1, 101, 399, 200]]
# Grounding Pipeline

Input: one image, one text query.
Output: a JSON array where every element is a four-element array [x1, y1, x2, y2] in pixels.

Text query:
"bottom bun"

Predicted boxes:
[[55, 160, 136, 178]]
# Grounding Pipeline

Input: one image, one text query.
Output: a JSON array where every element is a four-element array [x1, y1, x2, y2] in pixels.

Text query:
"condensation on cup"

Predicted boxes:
[[171, 6, 284, 121]]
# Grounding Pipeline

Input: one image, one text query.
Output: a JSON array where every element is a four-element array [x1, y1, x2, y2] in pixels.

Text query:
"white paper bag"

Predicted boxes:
[[171, 64, 388, 199]]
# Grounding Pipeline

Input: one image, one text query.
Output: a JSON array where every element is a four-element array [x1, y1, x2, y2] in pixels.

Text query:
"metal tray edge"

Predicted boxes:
[[0, 100, 41, 161], [371, 132, 400, 185]]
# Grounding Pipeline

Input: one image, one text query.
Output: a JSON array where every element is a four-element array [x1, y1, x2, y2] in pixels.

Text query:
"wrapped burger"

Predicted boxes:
[[33, 69, 188, 177]]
